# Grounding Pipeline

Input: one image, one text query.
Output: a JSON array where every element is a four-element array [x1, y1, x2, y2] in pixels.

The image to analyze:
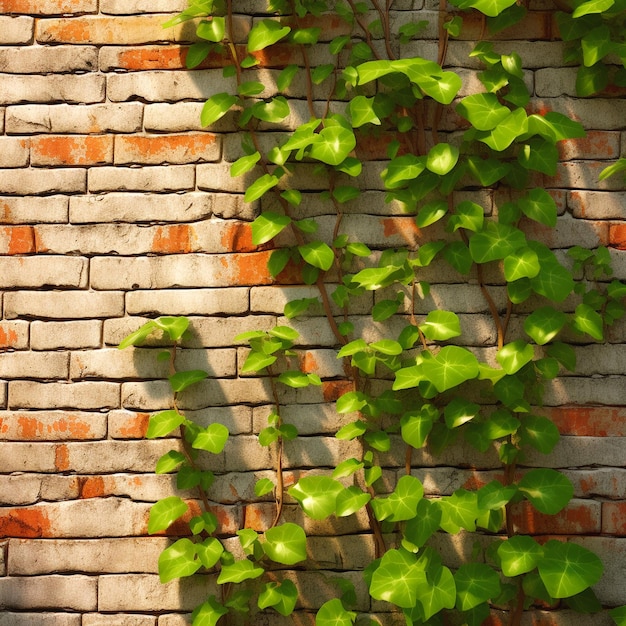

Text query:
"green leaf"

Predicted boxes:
[[538, 541, 603, 598], [268, 248, 291, 277], [118, 320, 157, 349], [401, 405, 436, 448], [277, 64, 298, 90], [316, 598, 356, 626], [298, 241, 334, 271], [529, 246, 575, 302], [477, 480, 517, 510], [241, 350, 276, 373], [572, 303, 604, 340], [311, 63, 335, 84], [238, 80, 264, 97], [196, 17, 225, 42], [244, 173, 280, 203], [370, 339, 403, 356], [197, 536, 224, 569], [455, 563, 501, 611], [263, 523, 307, 565], [336, 486, 371, 517], [466, 155, 511, 186], [599, 158, 626, 181], [416, 200, 447, 228], [369, 549, 425, 608], [158, 538, 201, 583], [248, 19, 291, 52], [251, 96, 290, 123], [148, 496, 188, 534], [258, 580, 298, 616], [576, 63, 609, 96], [476, 108, 528, 151], [439, 490, 479, 532], [288, 476, 344, 519], [169, 369, 208, 392], [422, 346, 479, 393], [461, 0, 518, 17], [518, 137, 558, 176], [372, 475, 424, 522], [520, 414, 561, 454], [519, 188, 557, 227], [417, 564, 457, 620], [496, 340, 534, 375], [255, 478, 274, 497], [498, 535, 543, 577], [191, 597, 228, 626], [503, 246, 541, 281], [581, 25, 613, 66], [518, 468, 573, 515], [381, 154, 426, 189], [403, 499, 442, 548], [201, 93, 238, 127], [419, 310, 461, 341], [155, 450, 185, 474], [456, 93, 511, 131], [610, 605, 626, 626], [546, 341, 576, 371], [217, 558, 264, 584], [572, 0, 614, 16], [309, 125, 356, 166], [192, 423, 229, 454], [444, 398, 479, 429], [230, 151, 261, 178], [470, 222, 526, 263], [146, 410, 185, 438], [426, 143, 459, 175], [524, 306, 567, 345], [291, 26, 321, 44], [349, 95, 381, 127]]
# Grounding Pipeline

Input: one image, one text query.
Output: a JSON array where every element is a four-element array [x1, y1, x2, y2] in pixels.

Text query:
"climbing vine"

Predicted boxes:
[[122, 1, 626, 624]]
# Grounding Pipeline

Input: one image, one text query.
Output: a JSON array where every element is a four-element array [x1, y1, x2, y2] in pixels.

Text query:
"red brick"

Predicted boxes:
[[610, 223, 626, 250], [0, 507, 53, 538], [115, 133, 220, 165], [510, 500, 601, 535], [151, 225, 196, 254], [544, 406, 626, 437], [602, 501, 626, 535], [0, 226, 35, 254], [31, 135, 113, 166]]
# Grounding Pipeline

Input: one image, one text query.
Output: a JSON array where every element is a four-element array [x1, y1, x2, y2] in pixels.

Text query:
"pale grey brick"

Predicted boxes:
[[144, 102, 208, 132], [70, 347, 236, 380], [6, 103, 143, 134], [4, 291, 124, 319], [83, 615, 156, 626], [0, 45, 97, 73], [0, 575, 96, 610], [0, 168, 85, 194], [535, 68, 578, 97], [0, 474, 41, 505], [564, 468, 626, 499], [38, 475, 81, 501], [126, 288, 249, 315], [526, 435, 626, 469], [8, 381, 120, 410], [0, 17, 34, 44], [88, 165, 194, 193], [0, 351, 68, 379], [0, 195, 68, 223], [69, 192, 213, 223], [253, 402, 354, 436], [100, 0, 186, 13], [31, 320, 102, 350], [533, 96, 626, 131], [0, 613, 81, 626], [0, 442, 57, 471], [0, 75, 104, 105], [0, 136, 28, 167], [569, 190, 626, 219], [544, 376, 626, 406], [0, 257, 87, 288]]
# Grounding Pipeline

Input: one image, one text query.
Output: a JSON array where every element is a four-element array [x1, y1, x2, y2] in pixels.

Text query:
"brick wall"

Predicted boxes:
[[0, 1, 625, 625]]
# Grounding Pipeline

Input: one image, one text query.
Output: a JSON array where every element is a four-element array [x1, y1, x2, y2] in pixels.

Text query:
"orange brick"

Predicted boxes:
[[558, 130, 620, 161], [0, 0, 95, 13], [115, 133, 220, 165], [0, 506, 53, 538], [109, 412, 150, 439], [31, 135, 113, 166], [0, 226, 35, 254], [220, 222, 256, 253], [0, 322, 26, 349], [602, 501, 626, 535], [151, 225, 196, 254], [544, 406, 626, 437], [610, 223, 626, 250], [510, 500, 601, 535]]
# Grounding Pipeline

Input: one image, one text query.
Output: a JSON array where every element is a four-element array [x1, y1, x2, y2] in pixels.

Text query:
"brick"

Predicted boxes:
[[558, 130, 621, 161], [115, 133, 220, 165], [0, 168, 86, 194], [602, 501, 626, 535], [534, 96, 626, 131], [0, 224, 35, 253], [0, 75, 104, 105], [0, 442, 58, 471], [88, 165, 195, 192], [0, 257, 87, 288], [4, 291, 124, 319], [83, 616, 156, 626], [525, 435, 626, 469], [31, 320, 102, 350], [0, 321, 28, 349], [143, 102, 207, 132], [0, 0, 97, 13], [70, 348, 236, 380], [544, 377, 626, 407], [611, 223, 626, 249], [0, 351, 68, 379], [0, 474, 42, 504], [563, 468, 626, 499], [0, 195, 68, 223], [69, 192, 214, 224], [6, 103, 143, 134], [8, 381, 120, 410], [100, 0, 186, 13], [510, 499, 602, 534], [0, 45, 97, 73], [0, 575, 97, 610], [0, 136, 28, 167], [569, 190, 626, 219], [0, 410, 107, 440], [108, 410, 150, 438], [74, 473, 182, 501], [8, 538, 167, 575], [31, 135, 113, 166], [0, 16, 33, 44], [544, 406, 626, 437], [126, 288, 249, 316], [0, 614, 80, 626], [106, 70, 246, 103]]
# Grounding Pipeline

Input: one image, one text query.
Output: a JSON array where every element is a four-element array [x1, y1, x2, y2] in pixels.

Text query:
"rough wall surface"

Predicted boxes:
[[0, 1, 625, 624]]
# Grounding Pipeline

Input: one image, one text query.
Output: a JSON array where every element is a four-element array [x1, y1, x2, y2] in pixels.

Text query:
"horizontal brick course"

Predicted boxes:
[[0, 257, 87, 289], [115, 133, 221, 165], [88, 165, 195, 193], [0, 45, 97, 73], [0, 410, 107, 441], [0, 0, 97, 14], [8, 381, 120, 410], [0, 75, 105, 105], [31, 135, 114, 166], [0, 168, 86, 195], [0, 575, 97, 611], [0, 16, 34, 44], [4, 291, 123, 319]]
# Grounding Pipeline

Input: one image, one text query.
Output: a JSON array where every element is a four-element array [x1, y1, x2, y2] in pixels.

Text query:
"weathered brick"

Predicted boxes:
[[533, 96, 626, 131], [0, 257, 87, 288], [31, 135, 113, 166], [510, 499, 602, 534], [8, 381, 120, 410], [0, 224, 35, 253], [525, 435, 626, 469], [544, 377, 626, 407], [0, 321, 28, 349], [569, 190, 626, 219], [69, 192, 215, 224], [88, 165, 195, 193], [31, 320, 102, 350], [0, 195, 68, 223], [0, 168, 86, 194], [0, 474, 42, 504], [4, 291, 124, 319], [0, 575, 96, 610], [563, 468, 626, 499], [107, 410, 150, 439], [0, 45, 97, 73], [126, 287, 249, 316], [76, 473, 182, 501], [545, 406, 626, 437], [115, 133, 220, 165], [0, 75, 104, 105], [83, 615, 156, 626], [0, 351, 68, 379], [0, 136, 28, 167], [602, 501, 626, 535], [558, 130, 621, 161], [0, 614, 80, 626], [144, 102, 211, 132], [100, 0, 186, 13], [0, 16, 33, 44], [610, 223, 626, 249], [0, 410, 107, 441], [8, 538, 167, 575], [6, 103, 143, 134], [0, 0, 97, 13]]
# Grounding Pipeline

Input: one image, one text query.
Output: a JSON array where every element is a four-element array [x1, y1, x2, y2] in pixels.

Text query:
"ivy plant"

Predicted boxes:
[[121, 1, 626, 624]]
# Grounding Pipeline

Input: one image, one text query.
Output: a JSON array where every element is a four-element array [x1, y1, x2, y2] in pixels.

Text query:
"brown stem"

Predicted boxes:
[[346, 0, 382, 60], [366, 500, 387, 558], [371, 0, 395, 60], [268, 371, 285, 528]]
